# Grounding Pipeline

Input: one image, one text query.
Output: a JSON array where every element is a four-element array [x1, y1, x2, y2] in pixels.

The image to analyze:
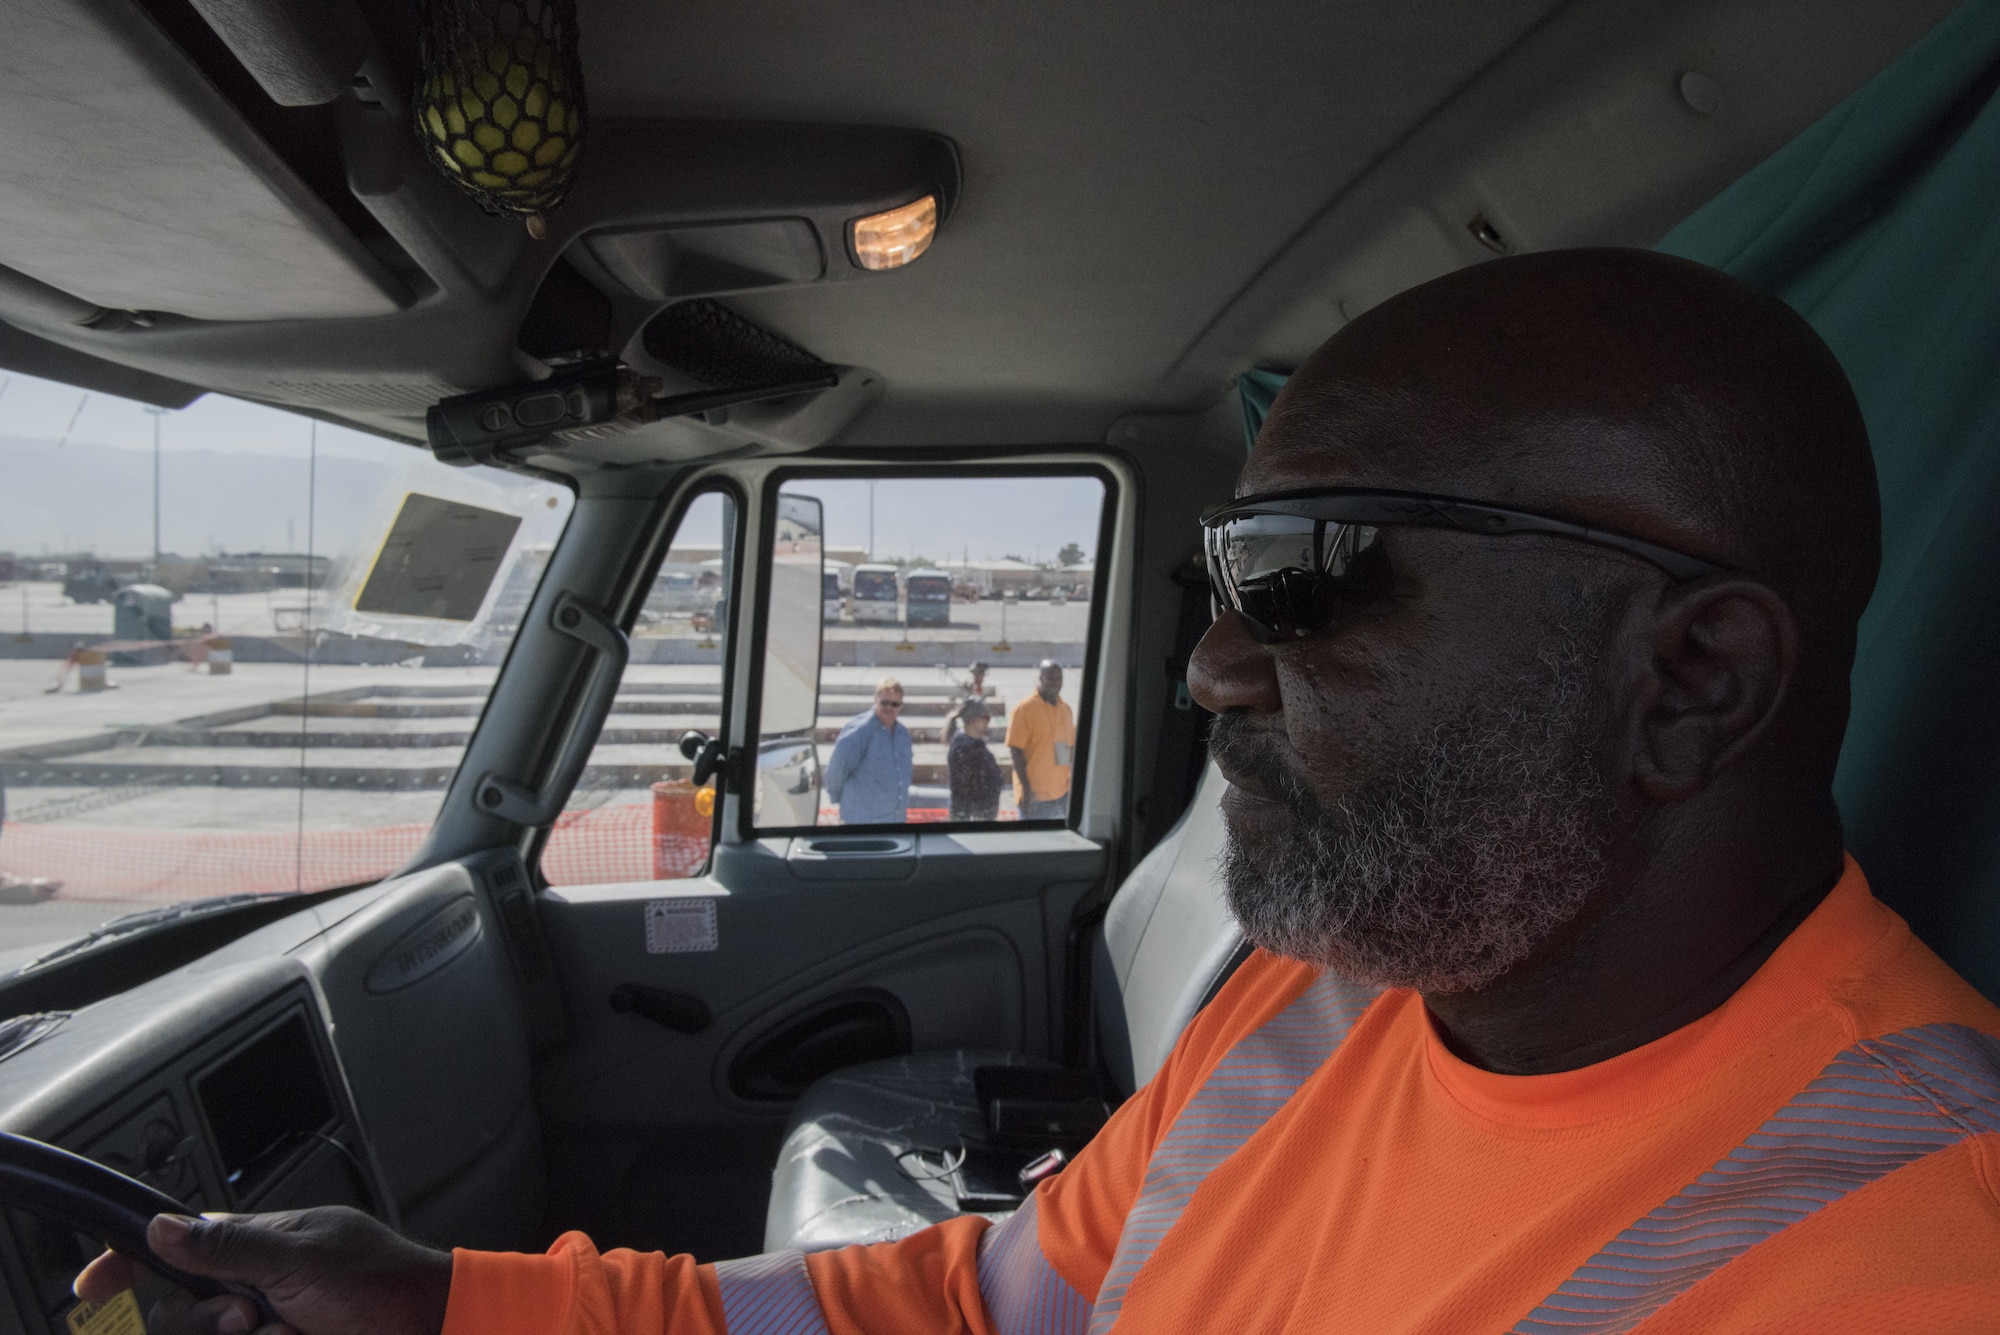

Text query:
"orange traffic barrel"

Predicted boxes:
[[651, 779, 714, 879], [76, 648, 107, 692]]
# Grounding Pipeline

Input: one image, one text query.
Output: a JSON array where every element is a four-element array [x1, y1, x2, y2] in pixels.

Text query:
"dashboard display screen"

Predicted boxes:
[[196, 1013, 336, 1202]]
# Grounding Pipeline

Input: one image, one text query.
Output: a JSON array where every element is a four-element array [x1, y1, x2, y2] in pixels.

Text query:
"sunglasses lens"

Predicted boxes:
[[1205, 515, 1385, 641]]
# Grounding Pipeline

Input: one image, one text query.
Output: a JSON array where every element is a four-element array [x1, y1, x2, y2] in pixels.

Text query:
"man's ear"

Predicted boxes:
[[1626, 578, 1799, 802]]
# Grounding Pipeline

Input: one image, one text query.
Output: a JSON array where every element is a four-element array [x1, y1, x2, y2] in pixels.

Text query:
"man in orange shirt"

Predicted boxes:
[[82, 250, 2000, 1333], [1007, 659, 1076, 819]]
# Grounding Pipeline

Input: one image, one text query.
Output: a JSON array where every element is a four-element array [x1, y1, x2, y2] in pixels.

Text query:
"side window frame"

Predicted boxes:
[[737, 462, 1120, 840], [522, 472, 747, 883]]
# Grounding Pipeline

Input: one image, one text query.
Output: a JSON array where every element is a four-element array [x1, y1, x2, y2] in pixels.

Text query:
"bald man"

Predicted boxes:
[[79, 251, 2000, 1333]]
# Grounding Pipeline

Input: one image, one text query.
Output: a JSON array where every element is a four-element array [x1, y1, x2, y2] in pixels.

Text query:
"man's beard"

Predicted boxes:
[[1212, 636, 1614, 995]]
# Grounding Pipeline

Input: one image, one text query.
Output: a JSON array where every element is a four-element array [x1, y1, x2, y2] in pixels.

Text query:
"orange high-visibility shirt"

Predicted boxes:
[[1004, 693, 1074, 803], [444, 857, 2000, 1334]]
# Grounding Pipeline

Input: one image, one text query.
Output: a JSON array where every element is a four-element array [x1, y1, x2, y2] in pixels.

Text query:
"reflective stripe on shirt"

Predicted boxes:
[[1509, 1022, 2000, 1334], [713, 1249, 830, 1335], [1087, 969, 1382, 1335], [725, 996, 2000, 1335], [978, 1194, 1092, 1335]]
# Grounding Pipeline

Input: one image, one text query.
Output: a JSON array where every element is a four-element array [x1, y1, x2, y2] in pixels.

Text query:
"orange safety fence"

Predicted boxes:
[[0, 797, 1021, 908], [0, 819, 429, 903], [0, 802, 708, 906], [43, 636, 224, 690]]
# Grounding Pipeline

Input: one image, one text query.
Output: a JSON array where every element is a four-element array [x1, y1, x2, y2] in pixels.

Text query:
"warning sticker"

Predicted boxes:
[[645, 899, 719, 954], [67, 1290, 144, 1335]]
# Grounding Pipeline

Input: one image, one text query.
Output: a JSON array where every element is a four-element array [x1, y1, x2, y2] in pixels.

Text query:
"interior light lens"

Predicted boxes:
[[851, 195, 938, 271]]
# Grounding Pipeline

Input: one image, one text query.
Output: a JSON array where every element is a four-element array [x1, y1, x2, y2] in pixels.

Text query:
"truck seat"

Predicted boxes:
[[764, 763, 1244, 1251]]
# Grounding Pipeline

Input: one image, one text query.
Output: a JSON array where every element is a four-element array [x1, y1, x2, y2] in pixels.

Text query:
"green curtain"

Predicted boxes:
[[1238, 368, 1289, 452], [1233, 0, 2000, 997], [1659, 0, 2000, 999]]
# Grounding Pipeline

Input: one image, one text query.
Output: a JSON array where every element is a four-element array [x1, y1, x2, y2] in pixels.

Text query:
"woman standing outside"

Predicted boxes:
[[946, 699, 1003, 821]]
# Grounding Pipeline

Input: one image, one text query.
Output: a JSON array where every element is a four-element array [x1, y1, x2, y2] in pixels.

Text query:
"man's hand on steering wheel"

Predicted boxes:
[[73, 1207, 451, 1335]]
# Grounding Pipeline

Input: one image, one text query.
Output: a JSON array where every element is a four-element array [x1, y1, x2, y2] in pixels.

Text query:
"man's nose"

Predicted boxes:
[[1188, 610, 1282, 715]]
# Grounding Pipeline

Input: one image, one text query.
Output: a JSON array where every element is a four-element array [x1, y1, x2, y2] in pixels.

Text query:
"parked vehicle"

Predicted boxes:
[[851, 563, 901, 624], [904, 569, 952, 625], [60, 563, 118, 605], [822, 560, 852, 622]]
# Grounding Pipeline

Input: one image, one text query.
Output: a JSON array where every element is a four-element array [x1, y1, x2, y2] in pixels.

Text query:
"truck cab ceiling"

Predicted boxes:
[[0, 86, 954, 445], [0, 0, 1962, 453]]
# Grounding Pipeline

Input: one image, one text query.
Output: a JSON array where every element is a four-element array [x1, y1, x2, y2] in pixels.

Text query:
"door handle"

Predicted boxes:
[[610, 983, 713, 1034]]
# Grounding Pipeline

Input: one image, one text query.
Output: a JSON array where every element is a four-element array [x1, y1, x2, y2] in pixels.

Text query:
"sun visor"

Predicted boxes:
[[0, 0, 405, 320], [0, 318, 202, 408]]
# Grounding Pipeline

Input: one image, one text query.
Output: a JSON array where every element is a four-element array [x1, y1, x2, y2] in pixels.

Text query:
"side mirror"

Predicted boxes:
[[757, 494, 825, 824]]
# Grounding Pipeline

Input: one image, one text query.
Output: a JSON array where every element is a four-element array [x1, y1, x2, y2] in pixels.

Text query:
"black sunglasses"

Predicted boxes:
[[1200, 488, 1725, 644]]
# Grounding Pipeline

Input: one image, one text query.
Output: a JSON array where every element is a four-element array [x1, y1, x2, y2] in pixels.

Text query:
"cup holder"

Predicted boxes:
[[787, 833, 917, 879], [808, 837, 902, 854]]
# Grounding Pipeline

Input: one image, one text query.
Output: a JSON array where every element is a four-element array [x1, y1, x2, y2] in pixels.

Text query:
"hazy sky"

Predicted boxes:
[[784, 478, 1104, 564], [0, 371, 576, 560], [1, 370, 1104, 563], [0, 369, 400, 462]]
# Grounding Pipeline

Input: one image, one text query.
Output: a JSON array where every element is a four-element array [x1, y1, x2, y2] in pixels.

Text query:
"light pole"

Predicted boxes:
[[144, 406, 165, 566], [867, 480, 876, 561]]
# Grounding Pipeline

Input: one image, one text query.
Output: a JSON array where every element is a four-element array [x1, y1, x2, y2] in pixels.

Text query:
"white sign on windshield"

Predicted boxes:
[[354, 493, 522, 622]]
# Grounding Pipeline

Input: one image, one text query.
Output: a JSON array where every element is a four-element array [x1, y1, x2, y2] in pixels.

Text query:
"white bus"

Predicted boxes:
[[823, 560, 853, 622], [851, 563, 902, 624]]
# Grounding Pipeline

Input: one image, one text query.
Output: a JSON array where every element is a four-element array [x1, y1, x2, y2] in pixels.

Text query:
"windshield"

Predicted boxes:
[[0, 372, 573, 962], [854, 569, 897, 599], [906, 576, 949, 600]]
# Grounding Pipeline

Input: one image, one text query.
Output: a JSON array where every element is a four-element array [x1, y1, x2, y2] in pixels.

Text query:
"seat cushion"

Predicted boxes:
[[763, 764, 1244, 1251], [763, 1048, 1054, 1252], [1095, 762, 1243, 1095]]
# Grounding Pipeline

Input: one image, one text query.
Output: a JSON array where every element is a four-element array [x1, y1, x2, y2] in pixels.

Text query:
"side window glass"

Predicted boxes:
[[549, 489, 736, 884], [754, 473, 1106, 832], [0, 372, 572, 955]]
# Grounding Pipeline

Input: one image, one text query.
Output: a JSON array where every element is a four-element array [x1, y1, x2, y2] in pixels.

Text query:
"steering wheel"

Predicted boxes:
[[0, 1131, 276, 1323]]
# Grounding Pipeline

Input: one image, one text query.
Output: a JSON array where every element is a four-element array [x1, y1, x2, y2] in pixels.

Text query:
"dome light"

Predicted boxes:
[[851, 195, 938, 271]]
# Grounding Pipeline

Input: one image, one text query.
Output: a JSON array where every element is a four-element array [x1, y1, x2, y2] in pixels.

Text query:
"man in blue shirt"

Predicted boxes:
[[824, 677, 913, 825]]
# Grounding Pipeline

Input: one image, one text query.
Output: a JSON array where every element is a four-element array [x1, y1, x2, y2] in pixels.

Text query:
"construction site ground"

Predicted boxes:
[[0, 650, 1082, 954]]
